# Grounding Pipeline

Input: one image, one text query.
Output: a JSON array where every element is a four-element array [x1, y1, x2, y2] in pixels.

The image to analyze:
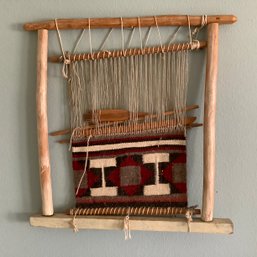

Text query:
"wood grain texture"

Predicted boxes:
[[30, 214, 233, 234], [37, 29, 53, 216], [24, 15, 237, 31], [202, 23, 219, 222]]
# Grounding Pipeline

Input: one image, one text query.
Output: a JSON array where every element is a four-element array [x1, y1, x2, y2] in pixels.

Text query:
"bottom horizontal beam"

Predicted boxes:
[[30, 214, 233, 234]]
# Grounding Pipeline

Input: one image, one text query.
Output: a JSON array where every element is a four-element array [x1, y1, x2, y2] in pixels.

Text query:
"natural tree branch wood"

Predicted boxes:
[[202, 23, 219, 222], [37, 29, 54, 216], [49, 42, 207, 63], [24, 15, 237, 31], [30, 214, 233, 234]]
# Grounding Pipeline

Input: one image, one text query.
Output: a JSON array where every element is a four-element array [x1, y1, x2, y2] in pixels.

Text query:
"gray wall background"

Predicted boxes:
[[1, 0, 256, 256]]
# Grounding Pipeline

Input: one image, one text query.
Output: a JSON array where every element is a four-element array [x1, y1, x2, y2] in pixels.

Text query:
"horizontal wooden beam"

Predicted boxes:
[[24, 15, 237, 31], [30, 214, 233, 234], [49, 41, 206, 63]]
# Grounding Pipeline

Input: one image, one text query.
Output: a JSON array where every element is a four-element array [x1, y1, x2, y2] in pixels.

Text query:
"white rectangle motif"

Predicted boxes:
[[143, 153, 169, 164], [90, 158, 116, 168], [90, 187, 118, 197], [144, 184, 170, 196]]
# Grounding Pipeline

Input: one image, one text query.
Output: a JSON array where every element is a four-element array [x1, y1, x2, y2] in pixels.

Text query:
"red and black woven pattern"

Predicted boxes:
[[72, 133, 187, 208]]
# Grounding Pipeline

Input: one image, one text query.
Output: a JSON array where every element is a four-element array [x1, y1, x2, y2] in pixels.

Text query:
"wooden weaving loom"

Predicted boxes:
[[24, 14, 237, 234]]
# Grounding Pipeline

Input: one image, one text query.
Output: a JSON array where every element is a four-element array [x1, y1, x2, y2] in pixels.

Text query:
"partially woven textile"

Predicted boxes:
[[72, 133, 187, 208]]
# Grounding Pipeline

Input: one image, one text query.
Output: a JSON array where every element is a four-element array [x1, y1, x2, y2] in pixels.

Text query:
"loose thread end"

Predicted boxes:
[[124, 213, 132, 240], [185, 209, 193, 232]]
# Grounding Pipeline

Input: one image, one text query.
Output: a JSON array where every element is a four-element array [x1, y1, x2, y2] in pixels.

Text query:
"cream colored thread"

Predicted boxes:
[[69, 127, 81, 151], [124, 208, 131, 240], [168, 26, 181, 47], [191, 40, 200, 50], [73, 139, 186, 153], [154, 16, 164, 53], [99, 28, 113, 51], [71, 208, 79, 232], [73, 29, 86, 54], [187, 15, 192, 44], [54, 19, 71, 79], [137, 17, 144, 53], [185, 209, 193, 232], [88, 18, 94, 59], [75, 135, 92, 196], [192, 15, 208, 40], [127, 27, 135, 49], [143, 27, 152, 48], [120, 17, 125, 56]]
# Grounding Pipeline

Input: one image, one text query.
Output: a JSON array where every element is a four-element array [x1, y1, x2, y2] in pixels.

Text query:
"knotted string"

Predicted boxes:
[[185, 207, 196, 232], [71, 207, 80, 232], [192, 15, 208, 40], [187, 15, 201, 50], [54, 19, 71, 79], [124, 207, 131, 240]]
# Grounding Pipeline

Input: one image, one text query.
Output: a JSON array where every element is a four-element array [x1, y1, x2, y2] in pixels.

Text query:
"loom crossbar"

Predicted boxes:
[[24, 15, 237, 31], [49, 41, 207, 63], [30, 214, 233, 234]]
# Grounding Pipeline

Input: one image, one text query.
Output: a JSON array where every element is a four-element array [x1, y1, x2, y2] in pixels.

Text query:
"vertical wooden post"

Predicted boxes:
[[202, 23, 219, 222], [37, 29, 53, 216]]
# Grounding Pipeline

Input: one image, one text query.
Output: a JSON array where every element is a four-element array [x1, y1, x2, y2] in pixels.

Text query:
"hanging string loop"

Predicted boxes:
[[120, 17, 126, 56], [54, 18, 71, 79], [154, 16, 164, 53], [124, 207, 132, 240], [192, 15, 208, 40]]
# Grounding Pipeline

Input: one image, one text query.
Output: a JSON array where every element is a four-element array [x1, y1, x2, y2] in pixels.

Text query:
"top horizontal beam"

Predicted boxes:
[[24, 15, 237, 31]]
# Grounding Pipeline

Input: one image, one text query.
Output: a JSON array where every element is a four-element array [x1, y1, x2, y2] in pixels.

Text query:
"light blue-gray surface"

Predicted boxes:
[[1, 1, 256, 256]]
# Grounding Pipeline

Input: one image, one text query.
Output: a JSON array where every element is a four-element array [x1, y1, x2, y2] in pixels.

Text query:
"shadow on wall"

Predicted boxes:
[[11, 22, 41, 222]]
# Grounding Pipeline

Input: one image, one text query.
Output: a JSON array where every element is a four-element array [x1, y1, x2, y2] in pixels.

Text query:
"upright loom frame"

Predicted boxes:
[[24, 14, 237, 234]]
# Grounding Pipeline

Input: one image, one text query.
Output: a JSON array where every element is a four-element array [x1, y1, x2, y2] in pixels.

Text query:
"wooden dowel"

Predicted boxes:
[[24, 15, 237, 31], [49, 128, 71, 137], [49, 42, 206, 63], [202, 23, 219, 222], [69, 207, 201, 217], [37, 29, 54, 216]]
